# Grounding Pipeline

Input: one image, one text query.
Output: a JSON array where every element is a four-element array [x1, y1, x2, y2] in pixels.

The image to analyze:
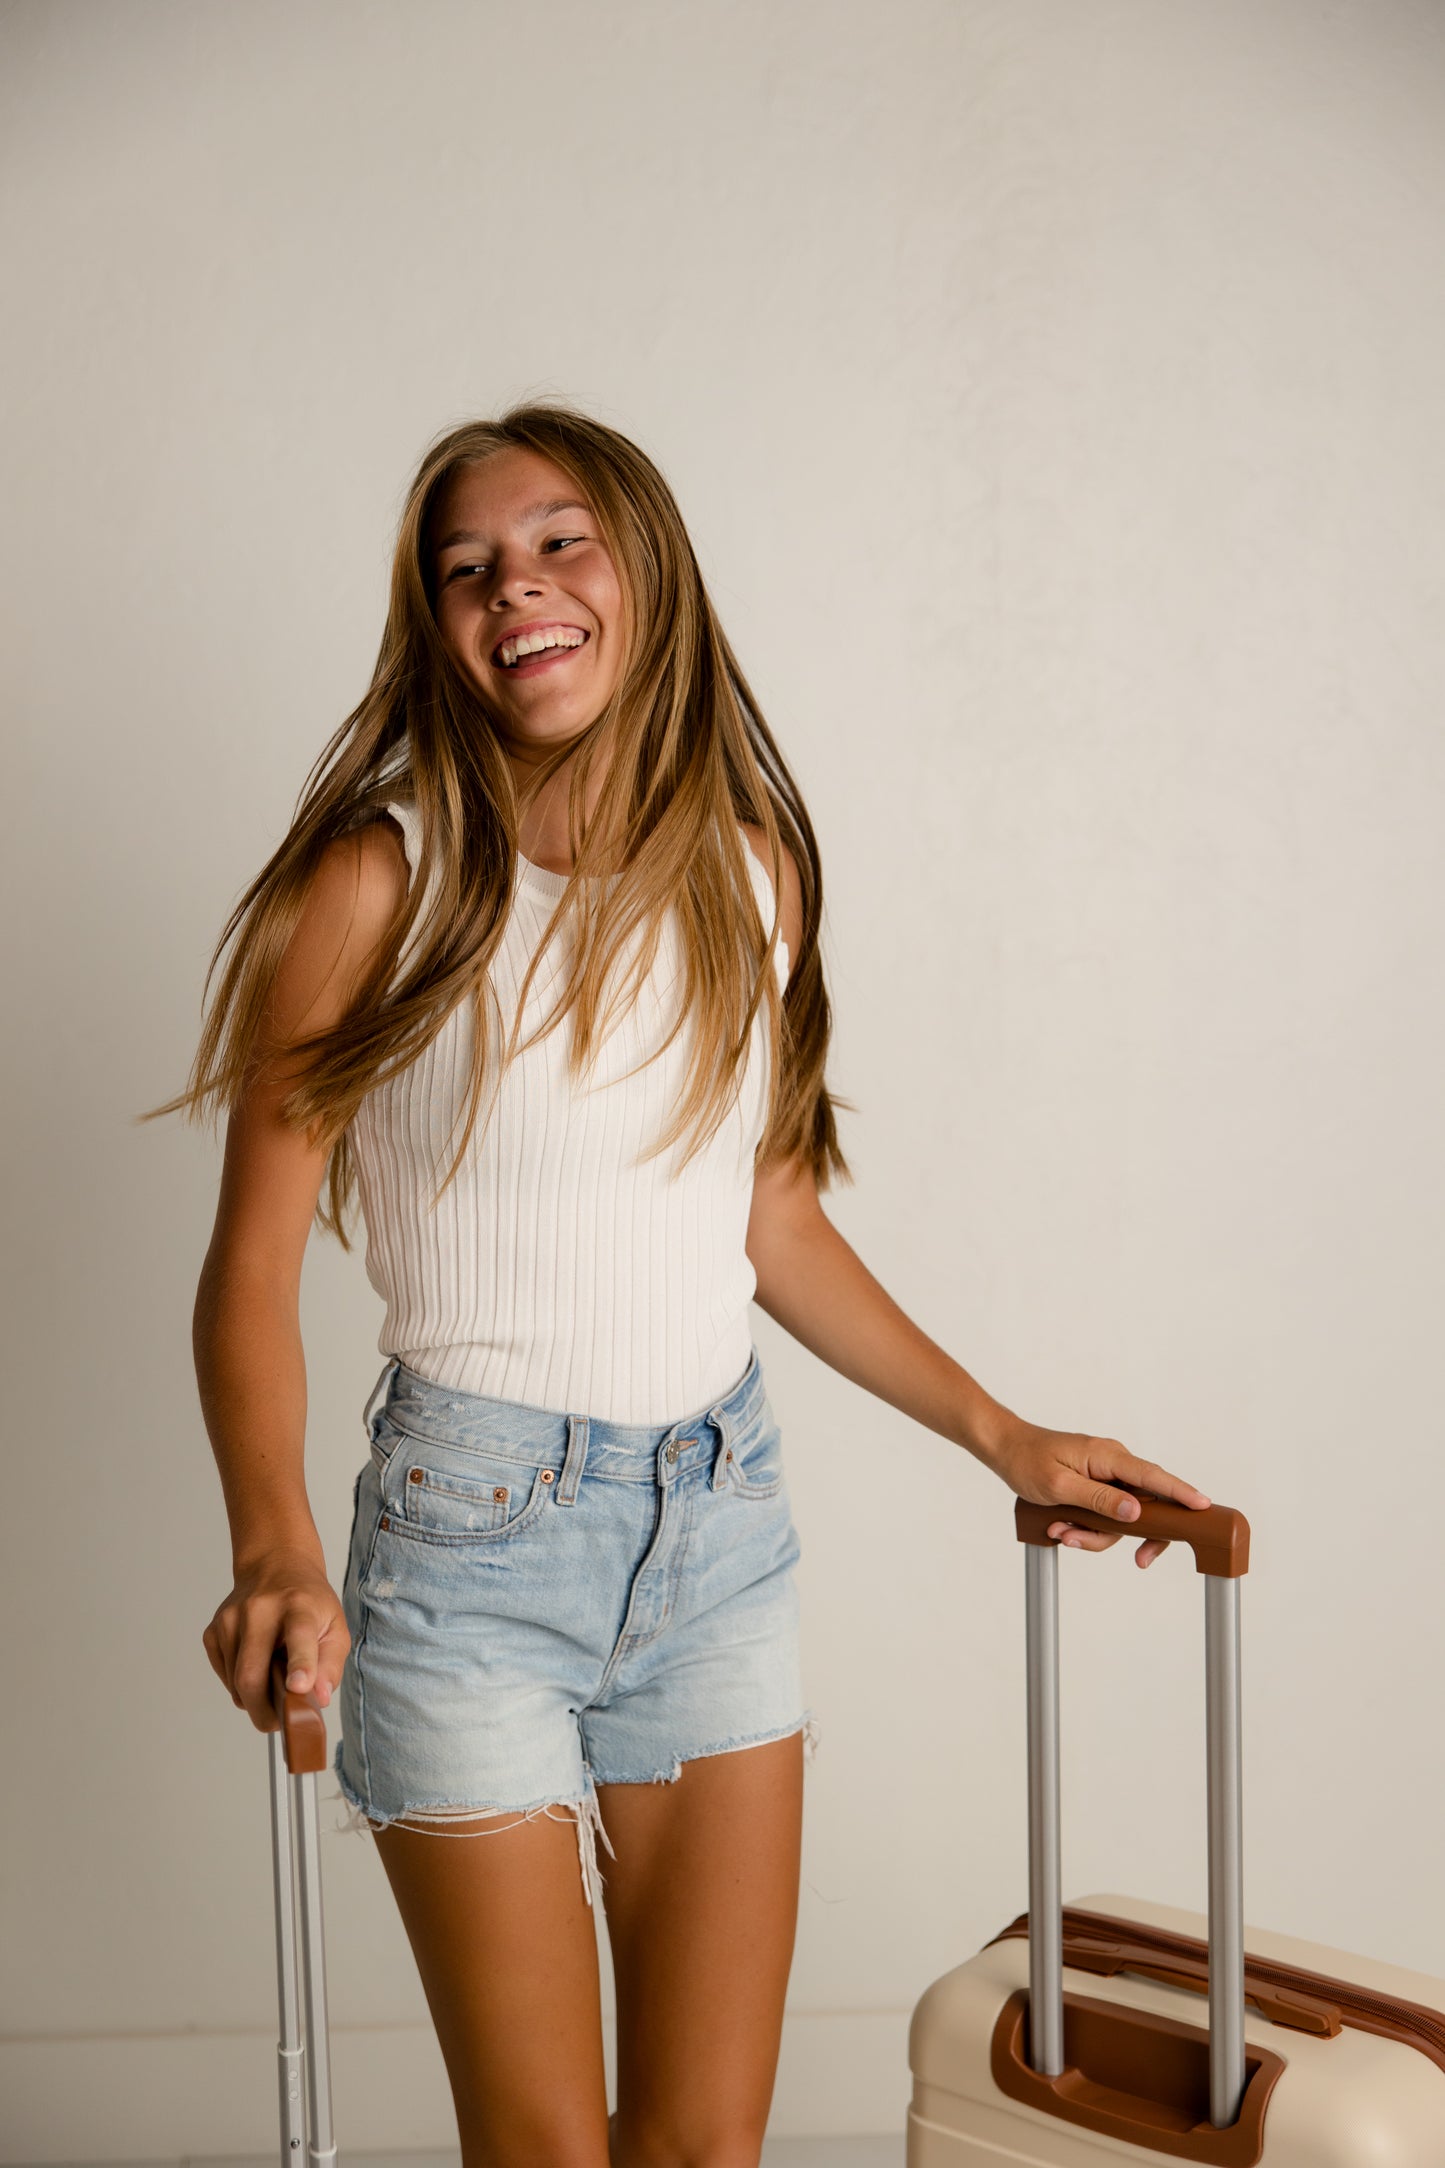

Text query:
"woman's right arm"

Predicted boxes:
[[195, 817, 408, 1732]]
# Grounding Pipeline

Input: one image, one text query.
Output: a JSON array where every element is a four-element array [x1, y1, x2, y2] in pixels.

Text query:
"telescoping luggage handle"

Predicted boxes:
[[1014, 1486, 1252, 2134], [267, 1654, 338, 2165]]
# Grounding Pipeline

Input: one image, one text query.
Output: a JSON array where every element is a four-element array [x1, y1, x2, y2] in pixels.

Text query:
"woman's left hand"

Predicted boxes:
[[985, 1415, 1212, 1569]]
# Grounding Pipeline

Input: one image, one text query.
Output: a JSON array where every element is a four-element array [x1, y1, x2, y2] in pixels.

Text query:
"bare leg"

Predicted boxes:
[[599, 1730, 805, 2167], [372, 1806, 611, 2168]]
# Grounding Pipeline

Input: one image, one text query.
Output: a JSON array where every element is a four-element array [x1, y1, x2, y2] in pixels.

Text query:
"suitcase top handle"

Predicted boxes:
[[269, 1651, 329, 1775], [1015, 1480, 1250, 1577]]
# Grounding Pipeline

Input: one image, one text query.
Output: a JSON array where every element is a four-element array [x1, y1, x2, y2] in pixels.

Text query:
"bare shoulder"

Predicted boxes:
[[264, 815, 410, 1053], [738, 820, 804, 962], [206, 815, 412, 1282]]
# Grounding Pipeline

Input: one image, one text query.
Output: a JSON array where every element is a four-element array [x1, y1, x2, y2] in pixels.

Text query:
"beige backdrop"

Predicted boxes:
[[4, 0, 1443, 2156]]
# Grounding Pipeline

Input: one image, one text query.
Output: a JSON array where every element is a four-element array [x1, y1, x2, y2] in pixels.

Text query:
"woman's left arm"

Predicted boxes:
[[744, 1157, 1209, 1568], [746, 837, 1211, 1569]]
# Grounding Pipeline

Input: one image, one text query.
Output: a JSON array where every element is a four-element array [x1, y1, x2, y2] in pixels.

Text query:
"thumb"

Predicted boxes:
[[1064, 1470, 1147, 1525]]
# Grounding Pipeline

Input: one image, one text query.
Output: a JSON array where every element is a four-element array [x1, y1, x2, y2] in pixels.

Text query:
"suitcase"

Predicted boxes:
[[267, 1653, 339, 2165], [907, 1488, 1445, 2164]]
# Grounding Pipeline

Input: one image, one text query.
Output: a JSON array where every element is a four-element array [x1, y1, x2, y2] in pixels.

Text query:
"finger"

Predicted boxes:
[[1093, 1442, 1212, 1512], [282, 1612, 322, 1696], [315, 1616, 352, 1707], [205, 1612, 244, 1704], [1060, 1448, 1205, 1529], [1050, 1516, 1170, 1564], [1050, 1524, 1122, 1553], [233, 1621, 284, 1734], [1047, 1520, 1119, 1551], [1056, 1465, 1155, 1526]]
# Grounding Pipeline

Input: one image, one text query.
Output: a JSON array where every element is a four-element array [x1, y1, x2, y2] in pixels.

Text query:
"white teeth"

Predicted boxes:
[[497, 628, 585, 667]]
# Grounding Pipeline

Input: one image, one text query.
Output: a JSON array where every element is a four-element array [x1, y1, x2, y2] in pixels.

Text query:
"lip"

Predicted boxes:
[[490, 620, 590, 666]]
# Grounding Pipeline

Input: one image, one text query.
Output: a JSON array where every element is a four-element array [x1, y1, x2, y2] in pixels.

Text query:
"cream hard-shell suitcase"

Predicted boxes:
[[906, 1489, 1445, 2165]]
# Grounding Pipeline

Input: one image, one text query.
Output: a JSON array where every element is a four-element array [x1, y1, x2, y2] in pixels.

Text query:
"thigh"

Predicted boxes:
[[372, 1811, 612, 2168], [598, 1730, 805, 2163]]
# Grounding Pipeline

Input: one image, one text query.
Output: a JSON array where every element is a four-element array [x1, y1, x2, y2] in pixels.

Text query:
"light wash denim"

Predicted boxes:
[[335, 1343, 817, 1905]]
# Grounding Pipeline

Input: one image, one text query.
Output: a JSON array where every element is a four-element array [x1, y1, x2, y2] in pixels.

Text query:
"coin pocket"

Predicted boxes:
[[385, 1436, 555, 1543], [725, 1416, 786, 1500]]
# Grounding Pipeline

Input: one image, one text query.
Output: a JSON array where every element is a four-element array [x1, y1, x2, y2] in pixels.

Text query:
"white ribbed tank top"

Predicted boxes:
[[347, 800, 790, 1423]]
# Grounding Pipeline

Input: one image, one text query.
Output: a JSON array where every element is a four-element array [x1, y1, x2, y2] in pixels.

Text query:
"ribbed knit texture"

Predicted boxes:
[[348, 800, 790, 1423]]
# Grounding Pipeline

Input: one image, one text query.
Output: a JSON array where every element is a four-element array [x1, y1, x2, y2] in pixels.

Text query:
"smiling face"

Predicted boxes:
[[431, 447, 627, 760]]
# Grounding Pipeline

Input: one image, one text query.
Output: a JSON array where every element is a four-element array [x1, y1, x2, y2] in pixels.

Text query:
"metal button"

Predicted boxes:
[[664, 1442, 678, 1463], [541, 1469, 555, 1483], [407, 1468, 424, 1485], [493, 1486, 508, 1502]]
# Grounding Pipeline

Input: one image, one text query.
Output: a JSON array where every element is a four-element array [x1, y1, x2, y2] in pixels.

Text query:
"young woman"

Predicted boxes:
[[164, 402, 1211, 2168]]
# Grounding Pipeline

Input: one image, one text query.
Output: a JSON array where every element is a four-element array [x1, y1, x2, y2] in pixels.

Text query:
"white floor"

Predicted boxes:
[[30, 2149, 904, 2168]]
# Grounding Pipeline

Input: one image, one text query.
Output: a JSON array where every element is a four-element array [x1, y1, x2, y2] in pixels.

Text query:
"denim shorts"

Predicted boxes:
[[334, 1344, 817, 1906]]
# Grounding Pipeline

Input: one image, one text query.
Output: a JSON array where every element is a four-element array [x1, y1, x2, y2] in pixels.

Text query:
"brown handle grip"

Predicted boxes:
[[1014, 1480, 1250, 1577], [1063, 1935, 1342, 2039], [268, 1651, 328, 1775]]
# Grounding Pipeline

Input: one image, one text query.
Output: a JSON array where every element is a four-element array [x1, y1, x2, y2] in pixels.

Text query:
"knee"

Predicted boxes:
[[610, 2117, 766, 2168], [465, 2130, 608, 2168]]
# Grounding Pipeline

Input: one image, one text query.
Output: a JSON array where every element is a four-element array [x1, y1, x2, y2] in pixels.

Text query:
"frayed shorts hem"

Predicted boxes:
[[332, 1711, 819, 1908], [333, 1748, 616, 1908], [586, 1708, 821, 1787]]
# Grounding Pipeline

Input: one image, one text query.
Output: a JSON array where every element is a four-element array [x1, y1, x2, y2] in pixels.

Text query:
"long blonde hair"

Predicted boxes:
[[142, 400, 853, 1242]]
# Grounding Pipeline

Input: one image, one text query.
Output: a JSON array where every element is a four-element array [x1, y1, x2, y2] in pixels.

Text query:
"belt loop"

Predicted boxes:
[[709, 1399, 734, 1490], [362, 1355, 400, 1438], [556, 1412, 589, 1506]]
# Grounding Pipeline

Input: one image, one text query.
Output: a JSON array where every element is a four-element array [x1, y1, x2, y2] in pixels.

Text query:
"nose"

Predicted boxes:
[[485, 539, 547, 598]]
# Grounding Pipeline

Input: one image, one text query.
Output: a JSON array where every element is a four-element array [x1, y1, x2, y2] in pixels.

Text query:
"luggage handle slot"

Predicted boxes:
[[990, 1988, 1288, 2166]]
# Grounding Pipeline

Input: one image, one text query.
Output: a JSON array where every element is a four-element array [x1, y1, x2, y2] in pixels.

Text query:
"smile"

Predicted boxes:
[[493, 624, 590, 673]]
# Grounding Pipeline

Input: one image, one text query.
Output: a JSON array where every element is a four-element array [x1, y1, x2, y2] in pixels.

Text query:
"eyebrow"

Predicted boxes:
[[435, 499, 590, 551]]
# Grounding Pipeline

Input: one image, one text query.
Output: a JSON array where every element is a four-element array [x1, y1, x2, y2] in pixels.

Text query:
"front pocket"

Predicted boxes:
[[383, 1433, 556, 1544], [725, 1416, 786, 1500]]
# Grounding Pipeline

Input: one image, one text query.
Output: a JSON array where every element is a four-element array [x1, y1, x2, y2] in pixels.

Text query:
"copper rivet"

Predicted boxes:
[[493, 1486, 508, 1501], [541, 1469, 555, 1482], [408, 1468, 424, 1483], [380, 1514, 390, 1529]]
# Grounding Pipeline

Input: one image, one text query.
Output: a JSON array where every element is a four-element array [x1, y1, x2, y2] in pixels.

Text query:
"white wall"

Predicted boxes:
[[4, 0, 1444, 2156]]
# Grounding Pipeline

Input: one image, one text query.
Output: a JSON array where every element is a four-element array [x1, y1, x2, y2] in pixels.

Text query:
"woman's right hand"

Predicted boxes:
[[202, 1551, 351, 1732]]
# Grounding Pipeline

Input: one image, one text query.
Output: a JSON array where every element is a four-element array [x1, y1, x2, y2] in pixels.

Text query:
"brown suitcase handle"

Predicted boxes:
[[1015, 1481, 1250, 1577], [268, 1651, 328, 1775], [1061, 1934, 1342, 2038]]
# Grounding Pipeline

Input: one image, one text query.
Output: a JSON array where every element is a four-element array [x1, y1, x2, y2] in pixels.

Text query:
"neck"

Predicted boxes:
[[512, 734, 621, 877]]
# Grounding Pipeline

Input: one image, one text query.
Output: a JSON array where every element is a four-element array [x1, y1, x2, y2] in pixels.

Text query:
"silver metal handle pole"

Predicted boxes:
[[292, 1771, 339, 2165], [1025, 1542, 1064, 2076], [1205, 1575, 1246, 2126], [268, 1733, 307, 2162]]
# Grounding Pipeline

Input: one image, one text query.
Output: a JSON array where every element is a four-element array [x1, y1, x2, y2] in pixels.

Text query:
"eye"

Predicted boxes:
[[544, 535, 584, 552], [446, 561, 487, 581]]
